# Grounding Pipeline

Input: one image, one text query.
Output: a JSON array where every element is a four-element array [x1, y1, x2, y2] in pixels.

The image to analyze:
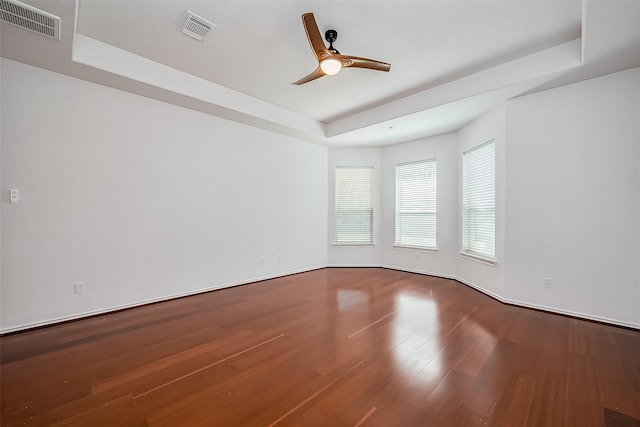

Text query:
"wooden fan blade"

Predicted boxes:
[[302, 13, 331, 60], [292, 67, 325, 85], [339, 55, 391, 72]]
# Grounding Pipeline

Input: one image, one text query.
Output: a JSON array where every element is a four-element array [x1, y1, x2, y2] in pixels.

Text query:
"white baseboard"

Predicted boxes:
[[453, 274, 639, 330], [380, 264, 456, 280], [326, 263, 385, 268], [454, 276, 506, 303], [0, 265, 325, 334], [498, 297, 640, 330], [383, 264, 640, 330], [3, 264, 637, 333]]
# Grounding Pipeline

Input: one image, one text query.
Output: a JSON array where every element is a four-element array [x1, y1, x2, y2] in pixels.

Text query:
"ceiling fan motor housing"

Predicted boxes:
[[325, 29, 338, 43]]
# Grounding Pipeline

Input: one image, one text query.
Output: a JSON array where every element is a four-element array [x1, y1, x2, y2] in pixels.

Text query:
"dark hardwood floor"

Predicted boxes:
[[1, 268, 639, 426]]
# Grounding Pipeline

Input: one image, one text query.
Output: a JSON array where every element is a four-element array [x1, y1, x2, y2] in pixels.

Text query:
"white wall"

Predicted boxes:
[[327, 147, 382, 266], [1, 59, 328, 332], [327, 68, 640, 329], [504, 67, 640, 327], [381, 133, 458, 277], [456, 105, 506, 298], [3, 57, 638, 332]]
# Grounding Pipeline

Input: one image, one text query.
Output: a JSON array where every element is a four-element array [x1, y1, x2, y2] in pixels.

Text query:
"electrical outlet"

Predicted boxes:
[[276, 255, 281, 263], [543, 278, 552, 289], [10, 189, 19, 204], [74, 282, 85, 294], [260, 256, 266, 265]]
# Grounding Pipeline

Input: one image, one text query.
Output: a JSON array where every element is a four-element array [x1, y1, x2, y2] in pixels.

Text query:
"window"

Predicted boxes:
[[335, 167, 374, 244], [395, 159, 437, 249], [462, 140, 495, 260]]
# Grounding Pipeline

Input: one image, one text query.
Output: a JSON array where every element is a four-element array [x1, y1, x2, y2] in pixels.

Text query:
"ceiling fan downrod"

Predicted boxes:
[[325, 29, 340, 54]]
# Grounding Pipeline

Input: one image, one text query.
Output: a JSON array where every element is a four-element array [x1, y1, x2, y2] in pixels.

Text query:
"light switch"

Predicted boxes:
[[10, 189, 19, 204]]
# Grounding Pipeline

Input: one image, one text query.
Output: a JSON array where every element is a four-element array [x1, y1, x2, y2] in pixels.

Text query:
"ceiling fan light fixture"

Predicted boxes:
[[320, 58, 342, 76]]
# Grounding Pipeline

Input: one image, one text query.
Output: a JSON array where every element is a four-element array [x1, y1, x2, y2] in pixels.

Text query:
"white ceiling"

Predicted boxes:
[[2, 0, 640, 146]]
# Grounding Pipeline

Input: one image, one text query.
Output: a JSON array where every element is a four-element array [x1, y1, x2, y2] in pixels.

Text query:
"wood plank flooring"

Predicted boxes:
[[1, 268, 639, 426]]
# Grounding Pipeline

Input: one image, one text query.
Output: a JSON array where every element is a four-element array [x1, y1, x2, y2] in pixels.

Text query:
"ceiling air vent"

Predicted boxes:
[[181, 10, 214, 41], [0, 0, 60, 40]]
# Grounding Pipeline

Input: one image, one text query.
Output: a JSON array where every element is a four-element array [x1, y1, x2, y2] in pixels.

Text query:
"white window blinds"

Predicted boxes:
[[335, 167, 374, 244], [395, 159, 437, 249], [462, 140, 495, 259]]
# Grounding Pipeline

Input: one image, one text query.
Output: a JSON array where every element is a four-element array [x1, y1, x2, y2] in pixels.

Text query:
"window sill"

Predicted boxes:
[[394, 245, 438, 253], [333, 243, 376, 247], [459, 251, 497, 266]]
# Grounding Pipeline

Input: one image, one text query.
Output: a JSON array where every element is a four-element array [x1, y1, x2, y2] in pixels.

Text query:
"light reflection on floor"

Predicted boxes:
[[337, 289, 369, 311], [391, 289, 498, 389], [392, 292, 442, 385]]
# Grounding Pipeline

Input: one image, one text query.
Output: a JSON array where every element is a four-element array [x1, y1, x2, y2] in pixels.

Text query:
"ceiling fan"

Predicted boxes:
[[292, 13, 391, 85]]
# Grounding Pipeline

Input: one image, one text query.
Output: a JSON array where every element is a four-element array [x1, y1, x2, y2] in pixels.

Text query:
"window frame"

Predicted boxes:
[[334, 166, 375, 246], [461, 139, 496, 264], [394, 158, 438, 251]]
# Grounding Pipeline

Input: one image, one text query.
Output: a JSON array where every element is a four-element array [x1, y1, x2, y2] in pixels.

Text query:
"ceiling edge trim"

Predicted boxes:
[[71, 33, 327, 142], [326, 38, 583, 138]]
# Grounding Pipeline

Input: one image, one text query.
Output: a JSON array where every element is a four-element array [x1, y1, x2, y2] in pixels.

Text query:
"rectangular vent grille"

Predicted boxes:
[[0, 0, 60, 39], [181, 10, 214, 41]]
